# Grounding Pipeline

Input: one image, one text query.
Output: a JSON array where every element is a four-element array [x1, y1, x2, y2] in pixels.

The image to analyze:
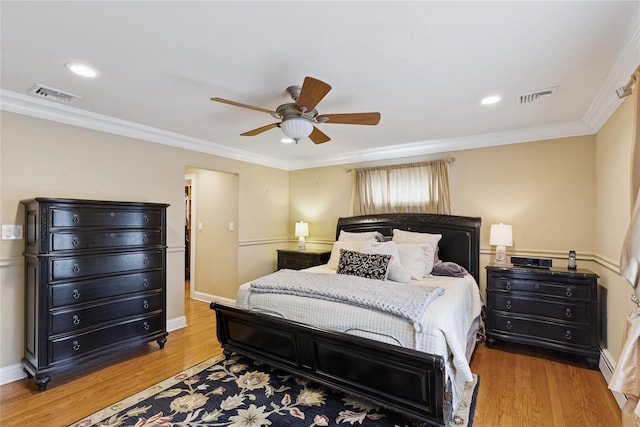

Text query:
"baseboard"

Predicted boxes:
[[167, 315, 187, 332], [0, 362, 26, 385], [0, 316, 187, 386], [600, 347, 627, 409], [192, 290, 236, 306]]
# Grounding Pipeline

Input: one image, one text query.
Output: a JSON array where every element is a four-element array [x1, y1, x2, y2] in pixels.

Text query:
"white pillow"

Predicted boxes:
[[387, 265, 412, 283], [359, 240, 402, 267], [392, 229, 442, 245], [327, 240, 374, 269], [338, 230, 382, 241], [396, 242, 439, 279]]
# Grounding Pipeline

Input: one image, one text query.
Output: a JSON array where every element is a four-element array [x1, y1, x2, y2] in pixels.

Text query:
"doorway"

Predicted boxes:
[[184, 167, 239, 301]]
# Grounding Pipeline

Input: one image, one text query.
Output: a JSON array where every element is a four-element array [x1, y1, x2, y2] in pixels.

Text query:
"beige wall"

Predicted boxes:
[[595, 97, 637, 361], [0, 93, 635, 375], [0, 111, 289, 370]]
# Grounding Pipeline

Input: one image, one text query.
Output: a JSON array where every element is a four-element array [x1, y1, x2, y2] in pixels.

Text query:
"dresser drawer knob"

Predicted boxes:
[[505, 300, 512, 310], [72, 214, 80, 224], [143, 215, 150, 224], [565, 330, 572, 340], [144, 258, 150, 266], [72, 289, 80, 299], [506, 320, 512, 330], [143, 279, 149, 287], [72, 237, 80, 247], [72, 340, 80, 351], [72, 264, 80, 273], [110, 233, 115, 238], [143, 235, 149, 244], [505, 281, 512, 291], [565, 308, 573, 318], [72, 314, 80, 326], [143, 321, 150, 331], [534, 283, 540, 289], [143, 300, 149, 309]]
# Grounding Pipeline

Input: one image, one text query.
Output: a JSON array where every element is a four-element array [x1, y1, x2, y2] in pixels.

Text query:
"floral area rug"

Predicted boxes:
[[69, 353, 479, 427]]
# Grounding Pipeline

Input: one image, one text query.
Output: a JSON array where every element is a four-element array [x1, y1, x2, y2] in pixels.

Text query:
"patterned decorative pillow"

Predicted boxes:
[[336, 249, 392, 280]]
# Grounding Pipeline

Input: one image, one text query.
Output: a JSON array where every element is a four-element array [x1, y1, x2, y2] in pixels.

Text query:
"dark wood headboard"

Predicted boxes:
[[336, 213, 482, 283]]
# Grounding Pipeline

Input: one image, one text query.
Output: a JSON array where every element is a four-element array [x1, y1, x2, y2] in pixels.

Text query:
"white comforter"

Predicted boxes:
[[236, 265, 483, 410]]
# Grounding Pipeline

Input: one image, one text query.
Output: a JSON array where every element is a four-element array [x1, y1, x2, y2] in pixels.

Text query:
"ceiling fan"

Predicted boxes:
[[211, 76, 381, 144]]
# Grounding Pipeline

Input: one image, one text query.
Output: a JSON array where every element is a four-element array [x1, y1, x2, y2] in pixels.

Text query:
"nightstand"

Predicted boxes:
[[277, 248, 331, 270], [485, 264, 599, 369]]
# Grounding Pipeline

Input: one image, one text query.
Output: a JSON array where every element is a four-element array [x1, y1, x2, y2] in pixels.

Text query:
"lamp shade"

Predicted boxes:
[[281, 118, 313, 140], [295, 221, 309, 237], [489, 223, 513, 246]]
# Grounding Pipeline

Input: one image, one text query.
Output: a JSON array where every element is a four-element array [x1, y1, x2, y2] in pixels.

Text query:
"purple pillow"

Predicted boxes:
[[432, 261, 467, 278]]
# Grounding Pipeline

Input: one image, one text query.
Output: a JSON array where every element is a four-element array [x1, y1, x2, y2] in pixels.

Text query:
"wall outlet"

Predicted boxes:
[[2, 225, 23, 240]]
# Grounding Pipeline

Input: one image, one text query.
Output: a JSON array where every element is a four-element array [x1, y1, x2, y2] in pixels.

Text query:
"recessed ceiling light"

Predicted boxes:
[[481, 95, 501, 105], [281, 138, 294, 144], [65, 62, 98, 78]]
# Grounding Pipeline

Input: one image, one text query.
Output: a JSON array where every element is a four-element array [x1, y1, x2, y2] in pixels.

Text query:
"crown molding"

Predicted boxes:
[[583, 23, 640, 132], [0, 89, 289, 170]]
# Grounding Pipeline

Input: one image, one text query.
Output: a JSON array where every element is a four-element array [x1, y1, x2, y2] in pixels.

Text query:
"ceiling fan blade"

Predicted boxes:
[[295, 77, 332, 112], [317, 112, 381, 125], [240, 123, 279, 136], [309, 126, 331, 144], [211, 97, 276, 115]]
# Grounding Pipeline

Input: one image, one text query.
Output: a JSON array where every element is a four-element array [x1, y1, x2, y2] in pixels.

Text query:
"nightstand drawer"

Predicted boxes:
[[489, 276, 591, 300], [277, 249, 331, 271], [488, 293, 590, 323], [491, 313, 591, 348]]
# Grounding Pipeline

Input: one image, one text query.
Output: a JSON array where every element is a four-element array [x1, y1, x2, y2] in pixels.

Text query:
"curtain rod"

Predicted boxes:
[[616, 67, 639, 98], [344, 157, 455, 173]]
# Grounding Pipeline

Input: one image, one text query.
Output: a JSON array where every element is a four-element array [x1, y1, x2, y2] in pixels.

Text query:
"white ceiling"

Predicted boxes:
[[1, 1, 639, 170]]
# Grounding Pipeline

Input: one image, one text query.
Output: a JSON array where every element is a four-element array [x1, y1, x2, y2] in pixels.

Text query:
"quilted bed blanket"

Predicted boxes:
[[250, 269, 444, 326]]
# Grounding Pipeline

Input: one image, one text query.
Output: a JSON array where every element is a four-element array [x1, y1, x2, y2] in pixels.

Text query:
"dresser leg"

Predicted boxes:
[[586, 356, 600, 370], [35, 375, 50, 392], [486, 337, 496, 349], [157, 336, 167, 349]]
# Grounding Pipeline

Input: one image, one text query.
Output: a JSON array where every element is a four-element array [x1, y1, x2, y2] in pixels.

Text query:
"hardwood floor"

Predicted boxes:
[[0, 284, 621, 426]]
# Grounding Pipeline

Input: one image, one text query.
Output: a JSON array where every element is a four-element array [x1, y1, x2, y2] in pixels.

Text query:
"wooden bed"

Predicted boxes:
[[210, 213, 481, 426]]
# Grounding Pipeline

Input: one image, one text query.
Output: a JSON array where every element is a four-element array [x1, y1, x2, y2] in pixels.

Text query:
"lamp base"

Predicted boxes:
[[298, 236, 305, 251], [494, 245, 507, 265]]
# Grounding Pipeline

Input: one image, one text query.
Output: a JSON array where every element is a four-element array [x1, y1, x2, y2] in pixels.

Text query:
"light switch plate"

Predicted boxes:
[[2, 225, 23, 240]]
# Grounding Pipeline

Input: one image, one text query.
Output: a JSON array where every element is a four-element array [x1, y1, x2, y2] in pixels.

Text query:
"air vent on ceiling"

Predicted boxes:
[[29, 84, 81, 104], [518, 86, 557, 105]]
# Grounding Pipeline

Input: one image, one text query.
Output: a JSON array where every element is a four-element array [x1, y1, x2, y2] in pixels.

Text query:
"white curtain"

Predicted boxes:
[[352, 160, 451, 215], [610, 64, 640, 427]]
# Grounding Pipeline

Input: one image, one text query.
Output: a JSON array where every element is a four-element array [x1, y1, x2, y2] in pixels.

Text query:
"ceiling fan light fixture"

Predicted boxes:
[[281, 137, 295, 144], [281, 117, 313, 141]]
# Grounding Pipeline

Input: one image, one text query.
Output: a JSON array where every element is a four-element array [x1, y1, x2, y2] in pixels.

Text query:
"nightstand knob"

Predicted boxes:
[[505, 300, 512, 310], [72, 289, 80, 300], [505, 281, 512, 291], [72, 340, 80, 351], [72, 314, 80, 326], [565, 308, 573, 318], [565, 330, 572, 340], [143, 321, 150, 331], [143, 300, 149, 309], [506, 320, 512, 330], [565, 288, 573, 297]]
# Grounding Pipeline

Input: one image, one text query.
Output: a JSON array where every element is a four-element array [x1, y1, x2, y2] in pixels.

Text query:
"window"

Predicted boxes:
[[352, 160, 451, 215]]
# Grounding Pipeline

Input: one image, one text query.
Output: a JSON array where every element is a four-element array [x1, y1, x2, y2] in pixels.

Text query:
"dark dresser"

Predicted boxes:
[[485, 264, 599, 368], [277, 248, 331, 270], [21, 198, 169, 390]]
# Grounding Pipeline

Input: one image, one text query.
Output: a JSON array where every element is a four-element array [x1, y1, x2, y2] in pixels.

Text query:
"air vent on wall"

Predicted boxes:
[[29, 84, 81, 104], [518, 86, 557, 105]]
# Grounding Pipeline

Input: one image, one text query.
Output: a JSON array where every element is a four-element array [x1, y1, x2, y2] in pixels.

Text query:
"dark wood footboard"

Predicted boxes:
[[211, 302, 452, 426]]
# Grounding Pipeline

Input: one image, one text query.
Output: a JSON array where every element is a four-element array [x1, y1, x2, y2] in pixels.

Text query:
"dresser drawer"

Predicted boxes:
[[49, 250, 164, 281], [50, 207, 163, 228], [50, 292, 163, 335], [491, 313, 591, 348], [51, 230, 163, 252], [50, 270, 163, 308], [489, 293, 590, 323], [49, 313, 164, 364], [489, 276, 591, 300]]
